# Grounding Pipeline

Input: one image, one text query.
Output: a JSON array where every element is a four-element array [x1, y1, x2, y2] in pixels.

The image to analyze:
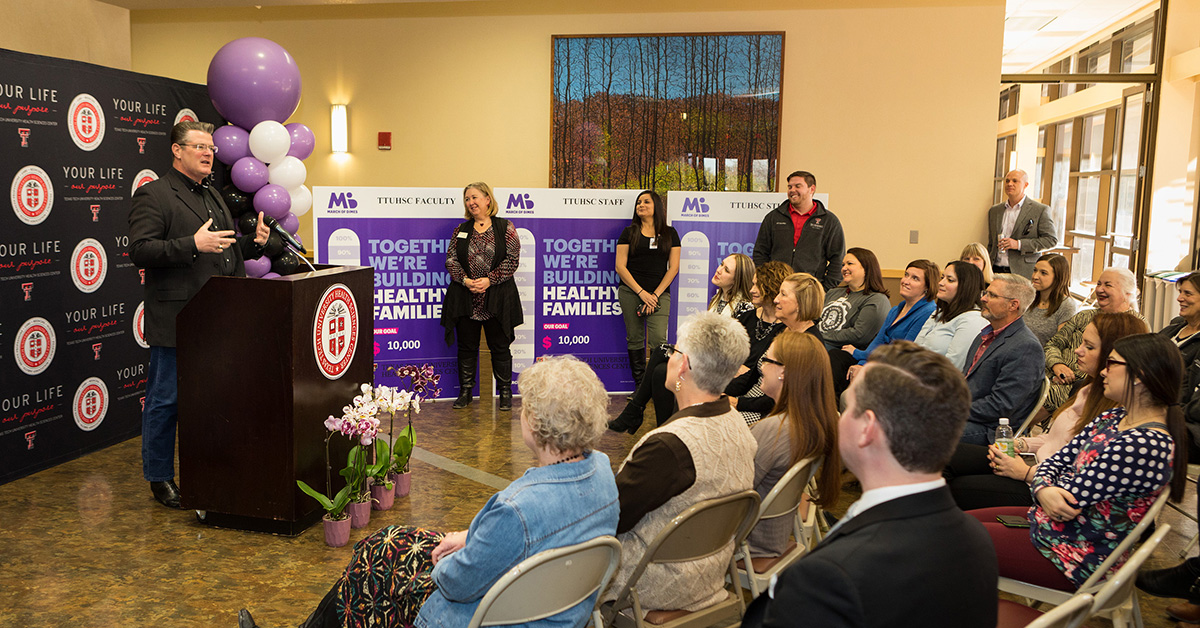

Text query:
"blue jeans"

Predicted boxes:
[[143, 346, 178, 482], [960, 422, 994, 446]]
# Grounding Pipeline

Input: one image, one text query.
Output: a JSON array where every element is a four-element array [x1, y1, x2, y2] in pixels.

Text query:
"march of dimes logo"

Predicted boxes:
[[15, 317, 56, 376], [10, 165, 54, 225], [680, 196, 711, 216], [313, 283, 358, 380], [70, 238, 107, 293], [72, 377, 109, 432], [68, 93, 105, 151]]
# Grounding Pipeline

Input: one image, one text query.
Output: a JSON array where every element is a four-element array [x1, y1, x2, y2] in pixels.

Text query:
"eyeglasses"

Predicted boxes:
[[983, 290, 1013, 301], [760, 356, 784, 367], [1105, 358, 1127, 370], [660, 344, 685, 358], [178, 143, 218, 154]]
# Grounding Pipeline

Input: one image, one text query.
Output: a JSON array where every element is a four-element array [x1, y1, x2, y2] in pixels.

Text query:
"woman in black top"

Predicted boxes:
[[440, 182, 522, 411], [615, 190, 680, 389]]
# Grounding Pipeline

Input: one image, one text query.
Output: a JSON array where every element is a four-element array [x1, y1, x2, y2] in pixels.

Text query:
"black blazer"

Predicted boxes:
[[741, 486, 997, 628], [128, 169, 255, 347]]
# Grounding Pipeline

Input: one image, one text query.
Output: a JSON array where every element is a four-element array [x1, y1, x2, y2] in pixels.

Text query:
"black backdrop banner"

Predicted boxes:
[[0, 48, 225, 484]]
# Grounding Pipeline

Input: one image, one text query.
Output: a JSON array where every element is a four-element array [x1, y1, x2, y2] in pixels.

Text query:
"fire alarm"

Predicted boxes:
[[378, 132, 392, 150]]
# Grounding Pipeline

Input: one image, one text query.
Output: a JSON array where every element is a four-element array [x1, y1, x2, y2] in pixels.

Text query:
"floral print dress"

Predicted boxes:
[[1028, 407, 1173, 586]]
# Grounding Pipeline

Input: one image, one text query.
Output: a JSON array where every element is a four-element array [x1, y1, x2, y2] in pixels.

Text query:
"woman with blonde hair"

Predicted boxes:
[[708, 253, 756, 317], [746, 331, 841, 557], [961, 242, 995, 285]]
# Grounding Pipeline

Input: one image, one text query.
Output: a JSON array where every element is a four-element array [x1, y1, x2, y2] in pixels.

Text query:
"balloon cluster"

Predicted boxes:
[[207, 37, 312, 279]]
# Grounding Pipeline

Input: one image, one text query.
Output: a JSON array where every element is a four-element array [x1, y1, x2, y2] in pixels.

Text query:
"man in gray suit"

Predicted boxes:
[[987, 170, 1057, 277]]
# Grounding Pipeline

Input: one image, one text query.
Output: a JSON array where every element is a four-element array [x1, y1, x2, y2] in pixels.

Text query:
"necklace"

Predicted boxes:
[[547, 452, 584, 466], [754, 317, 777, 341]]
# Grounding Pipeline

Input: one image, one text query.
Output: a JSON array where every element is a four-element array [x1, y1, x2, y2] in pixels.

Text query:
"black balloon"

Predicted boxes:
[[237, 212, 260, 237], [271, 250, 299, 275], [222, 184, 252, 216], [262, 231, 285, 257]]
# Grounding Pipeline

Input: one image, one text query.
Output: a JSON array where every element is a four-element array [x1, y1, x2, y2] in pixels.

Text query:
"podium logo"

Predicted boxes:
[[131, 169, 158, 196], [681, 197, 710, 214], [133, 302, 148, 349], [14, 317, 55, 376], [328, 192, 358, 209], [72, 377, 109, 432], [70, 238, 107, 294], [507, 193, 534, 210], [313, 283, 359, 380], [10, 165, 54, 225], [67, 93, 105, 151]]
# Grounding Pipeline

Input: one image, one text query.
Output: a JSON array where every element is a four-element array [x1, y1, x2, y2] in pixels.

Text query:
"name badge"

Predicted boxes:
[[649, 238, 658, 250], [457, 231, 468, 239]]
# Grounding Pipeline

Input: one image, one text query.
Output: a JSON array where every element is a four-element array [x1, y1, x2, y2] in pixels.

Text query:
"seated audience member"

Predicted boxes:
[[608, 254, 757, 433], [746, 331, 841, 558], [946, 312, 1147, 510], [1025, 253, 1078, 346], [1043, 267, 1144, 412], [741, 341, 998, 628], [915, 260, 987, 370], [1160, 271, 1200, 417], [236, 356, 618, 628], [969, 333, 1187, 590], [961, 242, 995, 286], [817, 247, 889, 351], [830, 259, 939, 395], [960, 273, 1044, 445], [729, 273, 825, 426], [603, 313, 757, 614], [728, 260, 793, 389]]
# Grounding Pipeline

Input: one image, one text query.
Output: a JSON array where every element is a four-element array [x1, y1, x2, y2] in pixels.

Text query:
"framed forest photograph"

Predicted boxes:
[[551, 32, 785, 193]]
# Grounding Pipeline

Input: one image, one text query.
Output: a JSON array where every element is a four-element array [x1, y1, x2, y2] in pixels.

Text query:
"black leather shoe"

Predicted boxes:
[[607, 402, 644, 434], [237, 609, 259, 628], [452, 391, 473, 409], [1137, 561, 1200, 600], [498, 388, 512, 412], [150, 480, 182, 509]]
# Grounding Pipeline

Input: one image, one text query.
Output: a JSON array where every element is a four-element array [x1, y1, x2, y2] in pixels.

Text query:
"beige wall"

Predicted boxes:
[[129, 1, 1004, 268], [1, 0, 130, 69]]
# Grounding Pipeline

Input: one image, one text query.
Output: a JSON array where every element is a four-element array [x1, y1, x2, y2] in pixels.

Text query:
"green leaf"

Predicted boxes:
[[296, 480, 334, 511]]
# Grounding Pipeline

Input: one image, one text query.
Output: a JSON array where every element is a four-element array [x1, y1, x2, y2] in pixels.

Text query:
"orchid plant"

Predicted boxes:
[[296, 388, 381, 518], [381, 364, 441, 475]]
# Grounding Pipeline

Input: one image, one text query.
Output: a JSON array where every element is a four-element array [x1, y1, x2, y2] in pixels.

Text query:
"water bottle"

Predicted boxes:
[[995, 418, 1015, 457]]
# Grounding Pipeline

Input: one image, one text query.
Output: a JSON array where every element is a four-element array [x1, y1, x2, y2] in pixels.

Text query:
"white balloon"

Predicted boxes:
[[289, 184, 313, 217], [268, 156, 307, 189], [249, 121, 290, 164]]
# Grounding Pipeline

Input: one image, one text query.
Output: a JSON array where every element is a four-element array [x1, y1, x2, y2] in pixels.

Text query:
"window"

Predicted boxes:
[[998, 85, 1020, 121], [993, 135, 1016, 204]]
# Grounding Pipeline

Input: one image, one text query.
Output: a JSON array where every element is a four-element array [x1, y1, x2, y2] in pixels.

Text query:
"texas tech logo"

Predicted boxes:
[[70, 238, 107, 294], [14, 317, 56, 376], [313, 283, 358, 380], [67, 93, 105, 151], [136, 137, 147, 154], [22, 283, 33, 301], [133, 302, 149, 349], [73, 377, 109, 432], [131, 169, 158, 196], [18, 128, 30, 147], [91, 205, 100, 221], [10, 165, 54, 225], [25, 431, 36, 450], [92, 343, 103, 360], [174, 109, 198, 125]]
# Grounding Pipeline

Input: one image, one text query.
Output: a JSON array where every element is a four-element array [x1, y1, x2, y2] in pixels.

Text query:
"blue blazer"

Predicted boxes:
[[852, 298, 937, 365], [962, 317, 1044, 434]]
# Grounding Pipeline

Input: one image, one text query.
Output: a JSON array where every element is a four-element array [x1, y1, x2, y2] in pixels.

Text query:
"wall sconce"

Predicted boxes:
[[331, 104, 348, 153]]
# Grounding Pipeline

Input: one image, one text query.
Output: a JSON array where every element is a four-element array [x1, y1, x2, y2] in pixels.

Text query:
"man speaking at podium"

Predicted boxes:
[[128, 121, 269, 509]]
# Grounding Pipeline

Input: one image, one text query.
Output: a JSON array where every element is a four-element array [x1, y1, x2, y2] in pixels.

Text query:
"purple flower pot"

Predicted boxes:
[[370, 482, 395, 511], [392, 471, 412, 497], [323, 514, 351, 547], [347, 499, 371, 528]]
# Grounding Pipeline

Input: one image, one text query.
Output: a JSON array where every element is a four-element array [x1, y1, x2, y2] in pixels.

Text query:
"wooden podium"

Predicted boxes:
[[177, 265, 373, 534]]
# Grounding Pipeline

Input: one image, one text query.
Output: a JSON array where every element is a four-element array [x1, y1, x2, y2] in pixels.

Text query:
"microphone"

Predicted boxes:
[[261, 215, 308, 254]]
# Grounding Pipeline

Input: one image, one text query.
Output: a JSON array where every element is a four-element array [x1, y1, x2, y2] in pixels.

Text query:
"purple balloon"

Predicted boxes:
[[279, 212, 299, 235], [254, 184, 292, 220], [263, 272, 282, 279], [244, 256, 270, 278], [231, 157, 269, 194], [207, 38, 302, 130], [285, 123, 315, 160], [213, 125, 250, 166]]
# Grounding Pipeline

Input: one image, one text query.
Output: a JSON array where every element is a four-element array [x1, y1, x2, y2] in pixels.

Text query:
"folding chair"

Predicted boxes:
[[732, 456, 822, 597], [602, 490, 761, 628], [1015, 377, 1051, 439], [998, 490, 1171, 628], [996, 594, 1094, 628], [468, 535, 623, 628]]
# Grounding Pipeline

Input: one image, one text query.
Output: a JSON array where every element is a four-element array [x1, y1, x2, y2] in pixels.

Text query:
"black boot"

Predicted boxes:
[[453, 355, 476, 409], [608, 399, 645, 434], [494, 356, 513, 412], [1137, 559, 1200, 601], [628, 349, 646, 397]]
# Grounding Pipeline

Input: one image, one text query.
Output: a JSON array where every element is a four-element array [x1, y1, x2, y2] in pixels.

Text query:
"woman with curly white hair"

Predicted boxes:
[[238, 356, 619, 628]]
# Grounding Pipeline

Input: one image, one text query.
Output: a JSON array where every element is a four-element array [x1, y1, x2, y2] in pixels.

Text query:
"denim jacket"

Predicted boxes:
[[416, 450, 620, 628]]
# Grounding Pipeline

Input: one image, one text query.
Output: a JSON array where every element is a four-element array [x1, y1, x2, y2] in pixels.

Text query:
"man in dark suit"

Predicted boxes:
[[960, 273, 1044, 445], [986, 169, 1057, 278], [128, 121, 269, 508], [742, 341, 997, 628]]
